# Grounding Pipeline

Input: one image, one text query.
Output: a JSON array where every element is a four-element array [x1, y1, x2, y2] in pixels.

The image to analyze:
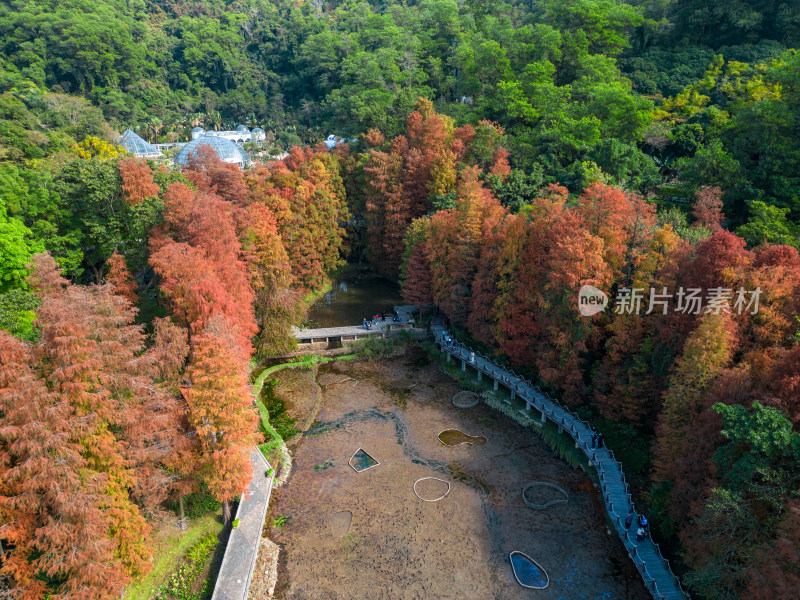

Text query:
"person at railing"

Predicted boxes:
[[636, 526, 647, 542], [625, 511, 633, 530]]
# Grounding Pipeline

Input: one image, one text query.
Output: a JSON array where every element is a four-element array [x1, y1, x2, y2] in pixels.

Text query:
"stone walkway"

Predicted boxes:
[[210, 450, 274, 600], [431, 318, 689, 600]]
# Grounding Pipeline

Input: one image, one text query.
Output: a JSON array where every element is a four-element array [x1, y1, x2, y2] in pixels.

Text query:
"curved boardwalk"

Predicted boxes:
[[431, 319, 689, 600]]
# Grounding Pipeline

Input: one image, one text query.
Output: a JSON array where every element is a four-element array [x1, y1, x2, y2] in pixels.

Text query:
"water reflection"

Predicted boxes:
[[305, 270, 402, 328]]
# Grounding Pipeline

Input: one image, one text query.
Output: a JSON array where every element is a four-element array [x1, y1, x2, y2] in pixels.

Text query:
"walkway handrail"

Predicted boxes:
[[432, 323, 688, 600]]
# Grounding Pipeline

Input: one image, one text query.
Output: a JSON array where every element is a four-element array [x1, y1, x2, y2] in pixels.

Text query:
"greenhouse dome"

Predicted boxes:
[[236, 124, 250, 133], [119, 129, 162, 158], [191, 127, 205, 140], [175, 137, 251, 168], [251, 127, 266, 141]]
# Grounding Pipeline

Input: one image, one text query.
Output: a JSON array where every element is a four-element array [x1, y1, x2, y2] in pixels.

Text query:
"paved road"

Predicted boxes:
[[431, 319, 689, 600]]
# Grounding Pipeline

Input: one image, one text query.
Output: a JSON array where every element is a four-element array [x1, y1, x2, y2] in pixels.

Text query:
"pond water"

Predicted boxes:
[[438, 429, 488, 446], [348, 448, 379, 472], [304, 271, 402, 328], [510, 552, 549, 589]]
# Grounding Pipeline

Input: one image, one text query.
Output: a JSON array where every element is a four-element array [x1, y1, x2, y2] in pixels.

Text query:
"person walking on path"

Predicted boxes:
[[597, 433, 605, 448], [591, 432, 597, 449], [636, 526, 646, 542], [625, 511, 633, 530]]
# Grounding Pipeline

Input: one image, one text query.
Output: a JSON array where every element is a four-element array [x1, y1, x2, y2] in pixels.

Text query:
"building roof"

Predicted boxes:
[[119, 129, 163, 158], [174, 136, 251, 168]]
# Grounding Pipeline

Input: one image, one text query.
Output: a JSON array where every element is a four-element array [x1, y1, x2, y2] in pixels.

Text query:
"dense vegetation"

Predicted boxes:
[[1, 0, 799, 599], [388, 100, 800, 600]]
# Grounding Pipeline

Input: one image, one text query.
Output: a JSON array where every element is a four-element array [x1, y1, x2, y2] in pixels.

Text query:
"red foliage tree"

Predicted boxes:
[[362, 128, 385, 147], [426, 167, 506, 325], [151, 185, 257, 355], [490, 147, 512, 179], [245, 151, 348, 291], [1, 254, 184, 599], [690, 229, 752, 290], [768, 345, 800, 425], [578, 183, 656, 280], [142, 317, 190, 383], [106, 251, 138, 304], [747, 499, 800, 600], [184, 145, 250, 209], [183, 318, 260, 522], [402, 242, 433, 306], [118, 157, 159, 206], [692, 186, 725, 232], [365, 150, 405, 275], [0, 331, 92, 600], [493, 195, 610, 403], [243, 202, 302, 356], [653, 313, 737, 481]]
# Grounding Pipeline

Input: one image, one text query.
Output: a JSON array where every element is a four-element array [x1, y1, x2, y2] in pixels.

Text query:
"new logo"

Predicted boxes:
[[578, 285, 608, 316]]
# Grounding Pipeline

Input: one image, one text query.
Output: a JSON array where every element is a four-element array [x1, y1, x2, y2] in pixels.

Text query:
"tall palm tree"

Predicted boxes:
[[146, 117, 163, 142], [208, 110, 222, 130]]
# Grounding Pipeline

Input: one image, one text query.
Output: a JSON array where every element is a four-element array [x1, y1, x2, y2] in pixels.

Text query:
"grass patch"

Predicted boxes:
[[156, 531, 219, 600], [260, 379, 300, 441], [252, 353, 359, 475], [350, 330, 414, 360], [273, 515, 291, 529], [124, 510, 223, 600]]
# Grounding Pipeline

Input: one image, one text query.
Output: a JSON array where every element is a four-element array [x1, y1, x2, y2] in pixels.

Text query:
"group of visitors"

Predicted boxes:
[[624, 511, 650, 541], [362, 309, 402, 330]]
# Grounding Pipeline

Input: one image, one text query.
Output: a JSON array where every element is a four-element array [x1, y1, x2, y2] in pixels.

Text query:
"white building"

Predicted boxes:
[[191, 125, 267, 145]]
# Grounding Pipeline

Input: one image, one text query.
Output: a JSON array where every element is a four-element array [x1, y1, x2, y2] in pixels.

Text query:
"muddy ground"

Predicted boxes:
[[261, 349, 649, 600]]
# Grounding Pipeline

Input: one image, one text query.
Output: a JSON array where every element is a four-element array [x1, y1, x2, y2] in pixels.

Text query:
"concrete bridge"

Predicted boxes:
[[293, 306, 421, 350], [431, 319, 690, 600]]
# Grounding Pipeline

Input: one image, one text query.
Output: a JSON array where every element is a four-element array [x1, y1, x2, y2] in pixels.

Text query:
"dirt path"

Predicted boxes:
[[263, 350, 649, 600]]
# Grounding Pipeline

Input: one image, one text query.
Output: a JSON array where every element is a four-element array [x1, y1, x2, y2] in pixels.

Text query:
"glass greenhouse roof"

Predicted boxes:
[[175, 137, 251, 167], [120, 129, 162, 158]]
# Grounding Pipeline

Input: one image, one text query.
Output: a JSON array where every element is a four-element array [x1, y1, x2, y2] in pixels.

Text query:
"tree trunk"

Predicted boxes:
[[223, 500, 231, 524], [178, 496, 187, 531]]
